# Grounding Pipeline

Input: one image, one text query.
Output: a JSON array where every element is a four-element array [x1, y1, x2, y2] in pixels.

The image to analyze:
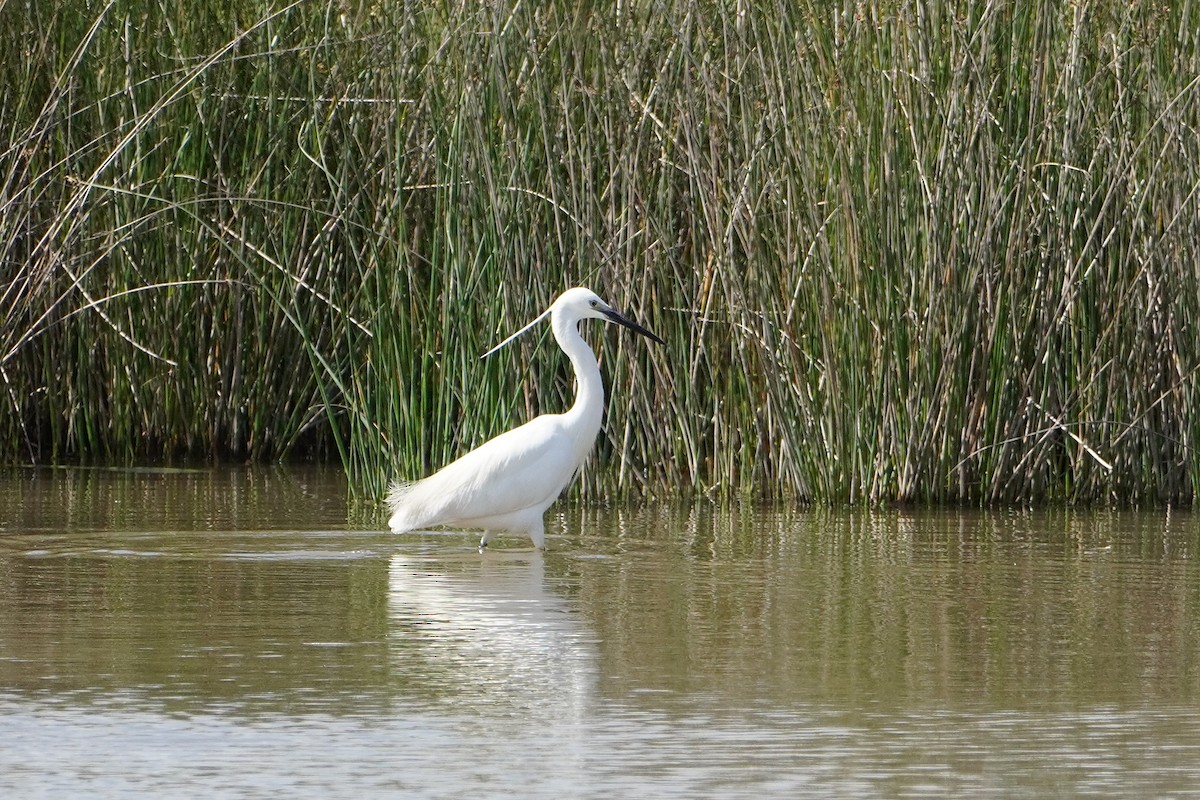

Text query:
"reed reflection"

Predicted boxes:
[[561, 505, 1200, 709]]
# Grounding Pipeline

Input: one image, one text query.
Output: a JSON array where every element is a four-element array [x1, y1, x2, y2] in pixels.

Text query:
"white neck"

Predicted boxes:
[[552, 313, 604, 436]]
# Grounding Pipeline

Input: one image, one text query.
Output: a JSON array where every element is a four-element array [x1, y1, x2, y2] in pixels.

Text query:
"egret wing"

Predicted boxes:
[[389, 415, 580, 530]]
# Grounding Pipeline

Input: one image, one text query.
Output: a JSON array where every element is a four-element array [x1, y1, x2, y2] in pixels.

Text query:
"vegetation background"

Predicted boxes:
[[3, 0, 1199, 504]]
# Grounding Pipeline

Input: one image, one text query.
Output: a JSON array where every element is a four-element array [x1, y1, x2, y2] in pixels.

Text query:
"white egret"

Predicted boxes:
[[386, 287, 663, 549]]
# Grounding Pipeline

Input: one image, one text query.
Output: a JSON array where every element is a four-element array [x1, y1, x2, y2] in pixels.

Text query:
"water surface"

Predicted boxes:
[[2, 467, 1200, 797]]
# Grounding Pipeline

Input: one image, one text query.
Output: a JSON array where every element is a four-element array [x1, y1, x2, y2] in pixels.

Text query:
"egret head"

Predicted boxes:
[[482, 287, 664, 358], [555, 288, 665, 341]]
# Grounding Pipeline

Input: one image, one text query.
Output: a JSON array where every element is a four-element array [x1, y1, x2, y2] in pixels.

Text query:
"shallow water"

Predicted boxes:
[[3, 467, 1200, 797]]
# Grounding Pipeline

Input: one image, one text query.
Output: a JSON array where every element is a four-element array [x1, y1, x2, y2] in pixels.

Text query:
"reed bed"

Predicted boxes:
[[3, 0, 1200, 504]]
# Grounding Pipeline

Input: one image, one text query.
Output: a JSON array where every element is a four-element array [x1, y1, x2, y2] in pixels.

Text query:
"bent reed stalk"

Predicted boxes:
[[2, 0, 1200, 505]]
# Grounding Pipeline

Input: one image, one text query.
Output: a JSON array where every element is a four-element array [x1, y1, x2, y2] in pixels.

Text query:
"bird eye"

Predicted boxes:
[[589, 300, 598, 307]]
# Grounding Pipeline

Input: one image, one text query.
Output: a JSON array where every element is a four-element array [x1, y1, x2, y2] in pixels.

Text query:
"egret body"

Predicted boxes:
[[386, 287, 663, 548]]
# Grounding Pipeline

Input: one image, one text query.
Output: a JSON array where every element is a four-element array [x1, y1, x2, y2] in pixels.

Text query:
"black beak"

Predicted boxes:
[[601, 307, 666, 345]]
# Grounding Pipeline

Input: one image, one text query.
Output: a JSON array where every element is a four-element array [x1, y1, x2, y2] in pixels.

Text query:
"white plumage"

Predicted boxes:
[[387, 287, 662, 548]]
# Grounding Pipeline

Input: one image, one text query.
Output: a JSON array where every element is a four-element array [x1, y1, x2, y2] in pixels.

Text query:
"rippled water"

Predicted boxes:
[[3, 467, 1200, 797]]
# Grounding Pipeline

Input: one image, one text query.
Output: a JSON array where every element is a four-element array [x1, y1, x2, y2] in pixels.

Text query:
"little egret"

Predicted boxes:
[[386, 287, 663, 549]]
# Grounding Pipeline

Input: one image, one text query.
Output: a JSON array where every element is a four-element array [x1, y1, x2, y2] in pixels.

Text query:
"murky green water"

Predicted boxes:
[[3, 467, 1200, 797]]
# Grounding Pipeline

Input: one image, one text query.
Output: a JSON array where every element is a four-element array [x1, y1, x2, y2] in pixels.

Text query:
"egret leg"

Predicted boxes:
[[529, 520, 545, 550]]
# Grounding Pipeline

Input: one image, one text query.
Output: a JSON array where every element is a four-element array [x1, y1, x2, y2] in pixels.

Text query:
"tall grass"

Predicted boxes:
[[3, 0, 1200, 505]]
